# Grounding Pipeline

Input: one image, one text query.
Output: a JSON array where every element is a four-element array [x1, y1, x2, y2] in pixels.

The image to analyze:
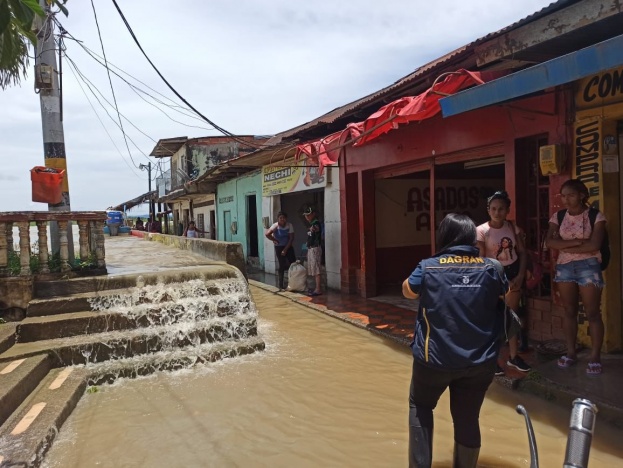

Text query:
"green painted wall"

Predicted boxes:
[[216, 171, 264, 267]]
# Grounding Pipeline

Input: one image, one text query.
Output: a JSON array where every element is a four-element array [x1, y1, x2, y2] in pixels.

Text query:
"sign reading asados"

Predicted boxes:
[[262, 161, 327, 196]]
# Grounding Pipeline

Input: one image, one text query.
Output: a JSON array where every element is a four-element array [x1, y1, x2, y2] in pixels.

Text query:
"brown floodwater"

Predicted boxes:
[[43, 288, 623, 467]]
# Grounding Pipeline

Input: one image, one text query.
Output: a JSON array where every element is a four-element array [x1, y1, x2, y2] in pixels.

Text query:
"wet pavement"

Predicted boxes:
[[103, 237, 623, 428], [105, 235, 218, 275], [248, 268, 623, 428]]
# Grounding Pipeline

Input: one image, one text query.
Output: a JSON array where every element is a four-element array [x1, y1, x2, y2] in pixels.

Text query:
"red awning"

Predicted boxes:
[[296, 69, 501, 172]]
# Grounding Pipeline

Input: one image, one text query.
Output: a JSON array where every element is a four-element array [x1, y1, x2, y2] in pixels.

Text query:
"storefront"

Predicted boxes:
[[261, 160, 341, 290], [216, 171, 264, 268], [339, 92, 566, 308], [572, 66, 623, 351]]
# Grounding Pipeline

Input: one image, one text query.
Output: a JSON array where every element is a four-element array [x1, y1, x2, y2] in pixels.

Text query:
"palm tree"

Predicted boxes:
[[0, 0, 68, 89]]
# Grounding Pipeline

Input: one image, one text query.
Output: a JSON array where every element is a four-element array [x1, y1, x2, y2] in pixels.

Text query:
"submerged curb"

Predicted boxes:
[[249, 281, 623, 428], [248, 280, 411, 347]]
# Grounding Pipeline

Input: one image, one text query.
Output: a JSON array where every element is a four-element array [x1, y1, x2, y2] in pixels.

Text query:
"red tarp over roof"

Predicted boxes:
[[296, 69, 501, 172]]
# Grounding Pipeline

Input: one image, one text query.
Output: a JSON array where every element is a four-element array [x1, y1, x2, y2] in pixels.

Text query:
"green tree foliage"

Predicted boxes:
[[0, 0, 68, 89]]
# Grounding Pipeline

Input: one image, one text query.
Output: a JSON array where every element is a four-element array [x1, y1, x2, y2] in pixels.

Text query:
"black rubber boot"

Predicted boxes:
[[452, 442, 480, 468], [408, 424, 433, 468]]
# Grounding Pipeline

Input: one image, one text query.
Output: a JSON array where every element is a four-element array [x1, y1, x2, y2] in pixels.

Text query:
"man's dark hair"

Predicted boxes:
[[436, 213, 477, 252], [277, 211, 287, 218], [487, 190, 511, 209]]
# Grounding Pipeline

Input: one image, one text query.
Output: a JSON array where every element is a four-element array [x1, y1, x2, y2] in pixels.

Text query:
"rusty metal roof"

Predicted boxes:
[[109, 190, 157, 211], [149, 137, 188, 158]]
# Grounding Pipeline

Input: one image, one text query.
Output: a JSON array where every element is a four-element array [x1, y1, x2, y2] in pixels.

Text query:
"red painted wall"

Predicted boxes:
[[339, 91, 570, 297]]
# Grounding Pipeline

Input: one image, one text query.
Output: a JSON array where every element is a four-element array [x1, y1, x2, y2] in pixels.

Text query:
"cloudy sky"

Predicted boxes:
[[1, 0, 554, 212]]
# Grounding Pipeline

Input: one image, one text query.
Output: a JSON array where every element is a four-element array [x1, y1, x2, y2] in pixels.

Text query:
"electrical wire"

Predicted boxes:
[[64, 53, 154, 147], [64, 53, 156, 163], [65, 55, 142, 178], [110, 0, 278, 151], [58, 29, 215, 130], [90, 0, 139, 168]]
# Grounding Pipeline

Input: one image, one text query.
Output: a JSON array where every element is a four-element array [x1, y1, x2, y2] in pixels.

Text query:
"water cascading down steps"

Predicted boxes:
[[0, 265, 264, 467]]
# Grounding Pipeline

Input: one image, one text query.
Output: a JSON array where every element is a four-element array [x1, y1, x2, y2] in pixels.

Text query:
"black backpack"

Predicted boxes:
[[556, 208, 610, 270]]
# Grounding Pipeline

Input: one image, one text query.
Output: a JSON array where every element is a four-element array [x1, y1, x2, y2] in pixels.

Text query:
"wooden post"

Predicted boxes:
[[58, 220, 71, 272], [95, 220, 106, 268], [37, 221, 50, 274], [78, 220, 89, 262], [17, 221, 31, 276]]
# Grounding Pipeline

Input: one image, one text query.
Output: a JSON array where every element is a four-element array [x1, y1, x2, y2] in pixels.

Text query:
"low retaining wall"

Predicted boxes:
[[141, 232, 247, 278]]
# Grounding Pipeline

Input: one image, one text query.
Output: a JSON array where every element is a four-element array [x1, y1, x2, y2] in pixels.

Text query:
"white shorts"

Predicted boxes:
[[307, 246, 322, 276]]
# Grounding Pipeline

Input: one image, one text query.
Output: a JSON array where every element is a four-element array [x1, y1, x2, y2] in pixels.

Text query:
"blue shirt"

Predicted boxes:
[[268, 222, 293, 247]]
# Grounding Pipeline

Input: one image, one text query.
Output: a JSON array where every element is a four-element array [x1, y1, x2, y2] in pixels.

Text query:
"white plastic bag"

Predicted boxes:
[[286, 260, 308, 292]]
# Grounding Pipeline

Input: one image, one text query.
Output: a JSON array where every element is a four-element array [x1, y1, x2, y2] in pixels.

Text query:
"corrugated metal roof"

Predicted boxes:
[[150, 137, 188, 158], [109, 190, 156, 211], [276, 0, 577, 140]]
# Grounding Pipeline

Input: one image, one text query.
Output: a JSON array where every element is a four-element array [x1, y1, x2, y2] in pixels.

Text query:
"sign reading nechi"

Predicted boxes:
[[262, 161, 327, 196]]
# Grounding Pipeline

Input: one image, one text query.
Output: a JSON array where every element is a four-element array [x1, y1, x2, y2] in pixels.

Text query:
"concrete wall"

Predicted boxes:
[[216, 171, 264, 268], [0, 277, 33, 311], [323, 167, 341, 290], [144, 233, 247, 278]]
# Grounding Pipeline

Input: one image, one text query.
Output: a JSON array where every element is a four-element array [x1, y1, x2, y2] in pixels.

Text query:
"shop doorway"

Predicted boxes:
[[374, 170, 430, 294], [247, 194, 259, 259], [373, 160, 504, 295], [280, 189, 324, 263], [209, 210, 216, 240]]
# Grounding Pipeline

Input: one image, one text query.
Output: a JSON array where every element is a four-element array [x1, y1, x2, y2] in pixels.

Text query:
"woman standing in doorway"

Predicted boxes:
[[265, 211, 296, 290], [545, 179, 606, 375], [477, 191, 531, 375]]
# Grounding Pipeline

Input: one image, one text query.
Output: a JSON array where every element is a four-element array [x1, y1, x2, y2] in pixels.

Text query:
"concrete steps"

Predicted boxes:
[[27, 288, 135, 317], [0, 355, 52, 427], [0, 317, 258, 366], [17, 296, 251, 343], [0, 265, 263, 467], [0, 323, 17, 355], [0, 366, 88, 467], [87, 336, 266, 386], [33, 266, 238, 299]]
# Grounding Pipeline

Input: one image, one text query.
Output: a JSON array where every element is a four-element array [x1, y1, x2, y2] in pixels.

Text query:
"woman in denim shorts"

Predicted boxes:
[[545, 179, 606, 375]]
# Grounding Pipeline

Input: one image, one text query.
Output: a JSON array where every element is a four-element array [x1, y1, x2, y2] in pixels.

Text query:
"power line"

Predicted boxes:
[[64, 53, 154, 147], [59, 30, 215, 130], [109, 0, 274, 151], [64, 53, 142, 178], [90, 0, 139, 169], [64, 52, 156, 164]]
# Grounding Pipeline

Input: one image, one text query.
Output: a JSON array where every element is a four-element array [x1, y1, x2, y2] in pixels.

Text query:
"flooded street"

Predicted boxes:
[[43, 288, 623, 467]]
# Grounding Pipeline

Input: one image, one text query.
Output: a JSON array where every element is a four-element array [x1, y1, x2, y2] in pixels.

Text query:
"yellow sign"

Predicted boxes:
[[572, 117, 604, 346], [576, 66, 623, 110], [261, 161, 327, 196], [572, 118, 602, 208]]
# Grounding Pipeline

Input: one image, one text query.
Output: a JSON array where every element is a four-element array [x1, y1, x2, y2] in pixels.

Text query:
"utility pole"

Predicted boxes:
[[139, 163, 153, 219], [34, 0, 74, 260]]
